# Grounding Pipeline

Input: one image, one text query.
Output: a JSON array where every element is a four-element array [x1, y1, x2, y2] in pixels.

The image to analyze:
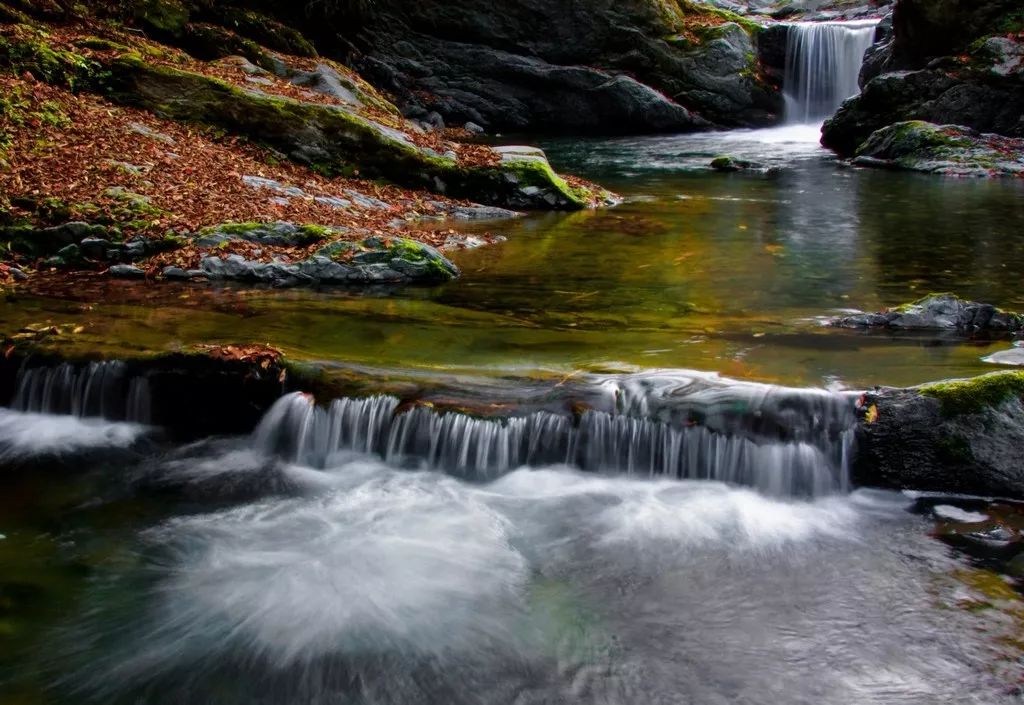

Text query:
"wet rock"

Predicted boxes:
[[448, 205, 520, 221], [710, 155, 771, 172], [109, 264, 146, 279], [833, 294, 1024, 333], [852, 121, 1024, 177], [983, 346, 1024, 367], [855, 371, 1024, 498]]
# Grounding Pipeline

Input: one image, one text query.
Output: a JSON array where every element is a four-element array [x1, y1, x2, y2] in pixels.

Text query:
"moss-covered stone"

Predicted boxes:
[[198, 6, 317, 58], [132, 0, 191, 37], [0, 27, 103, 91], [853, 121, 1024, 177], [97, 54, 595, 209], [919, 371, 1024, 417]]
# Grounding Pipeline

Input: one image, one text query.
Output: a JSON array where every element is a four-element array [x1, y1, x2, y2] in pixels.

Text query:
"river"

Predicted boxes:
[[2, 125, 1024, 703]]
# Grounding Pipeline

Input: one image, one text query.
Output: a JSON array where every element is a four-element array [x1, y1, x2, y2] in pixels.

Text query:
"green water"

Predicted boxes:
[[2, 127, 1023, 388]]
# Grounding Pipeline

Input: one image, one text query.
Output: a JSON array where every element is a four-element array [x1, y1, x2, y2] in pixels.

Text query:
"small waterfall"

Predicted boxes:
[[783, 20, 879, 124], [11, 361, 152, 423], [254, 391, 856, 498]]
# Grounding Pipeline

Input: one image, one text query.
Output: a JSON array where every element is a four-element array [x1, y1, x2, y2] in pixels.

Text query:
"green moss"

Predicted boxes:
[[202, 7, 317, 58], [132, 0, 190, 36], [0, 28, 103, 90], [919, 371, 1024, 417]]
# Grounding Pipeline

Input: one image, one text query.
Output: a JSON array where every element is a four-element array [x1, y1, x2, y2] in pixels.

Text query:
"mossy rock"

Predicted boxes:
[[131, 0, 191, 37], [0, 28, 102, 91], [98, 54, 594, 210], [919, 371, 1024, 417], [199, 6, 317, 58], [176, 23, 276, 73]]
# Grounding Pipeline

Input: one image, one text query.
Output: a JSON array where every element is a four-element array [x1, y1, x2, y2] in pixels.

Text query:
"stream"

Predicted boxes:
[[2, 125, 1024, 703]]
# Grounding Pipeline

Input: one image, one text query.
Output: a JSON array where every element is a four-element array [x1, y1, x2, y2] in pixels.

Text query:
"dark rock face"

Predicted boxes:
[[854, 372, 1024, 499], [347, 0, 783, 133], [834, 294, 1024, 333], [822, 0, 1024, 156]]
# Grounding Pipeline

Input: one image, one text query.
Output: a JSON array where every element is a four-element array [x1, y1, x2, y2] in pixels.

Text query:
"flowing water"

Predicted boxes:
[[5, 42, 1024, 704], [784, 20, 880, 123]]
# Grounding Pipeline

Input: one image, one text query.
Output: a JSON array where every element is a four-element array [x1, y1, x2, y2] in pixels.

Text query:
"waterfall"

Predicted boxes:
[[254, 391, 856, 498], [11, 361, 152, 423], [783, 20, 879, 124]]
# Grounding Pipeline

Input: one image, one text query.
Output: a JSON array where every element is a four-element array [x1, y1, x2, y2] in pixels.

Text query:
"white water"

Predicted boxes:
[[784, 20, 879, 124], [254, 389, 856, 497], [12, 361, 152, 423], [0, 408, 148, 460]]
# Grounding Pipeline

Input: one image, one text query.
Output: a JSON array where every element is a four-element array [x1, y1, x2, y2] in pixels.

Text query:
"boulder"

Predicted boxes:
[[338, 0, 781, 133], [854, 371, 1024, 499], [99, 54, 597, 209], [822, 0, 1024, 157], [833, 293, 1024, 333], [852, 121, 1024, 177]]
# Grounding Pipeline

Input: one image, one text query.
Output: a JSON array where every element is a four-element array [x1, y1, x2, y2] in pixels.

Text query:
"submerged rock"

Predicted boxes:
[[709, 155, 777, 173], [852, 121, 1024, 177], [855, 371, 1024, 499], [833, 294, 1024, 333]]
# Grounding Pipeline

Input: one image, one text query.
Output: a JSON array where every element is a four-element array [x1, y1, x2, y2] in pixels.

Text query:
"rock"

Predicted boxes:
[[8, 267, 28, 281], [79, 237, 114, 260], [983, 346, 1024, 367], [833, 294, 1024, 333], [128, 121, 176, 145], [852, 121, 1024, 177], [161, 266, 190, 279], [448, 205, 520, 220], [425, 111, 446, 130], [464, 121, 485, 135], [342, 2, 777, 133], [854, 371, 1024, 499], [196, 222, 342, 248], [287, 63, 368, 108], [241, 175, 307, 197], [0, 222, 110, 258], [101, 54, 596, 209], [198, 236, 459, 287], [109, 264, 146, 279], [710, 155, 768, 172], [822, 0, 1024, 157]]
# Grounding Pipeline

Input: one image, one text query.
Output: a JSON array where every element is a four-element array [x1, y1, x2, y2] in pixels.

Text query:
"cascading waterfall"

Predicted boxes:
[[11, 361, 152, 423], [783, 20, 879, 124], [254, 390, 857, 498]]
